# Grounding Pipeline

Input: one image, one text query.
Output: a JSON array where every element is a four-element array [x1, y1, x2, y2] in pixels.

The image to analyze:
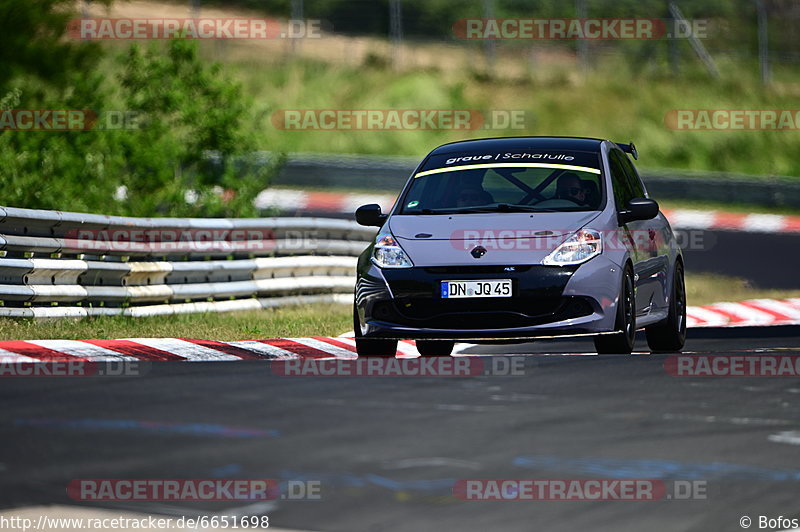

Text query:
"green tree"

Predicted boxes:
[[1, 0, 275, 217], [116, 39, 277, 217]]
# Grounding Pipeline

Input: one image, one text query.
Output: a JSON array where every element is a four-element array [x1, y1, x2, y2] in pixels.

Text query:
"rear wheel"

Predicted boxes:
[[416, 340, 455, 356], [353, 304, 397, 356], [594, 266, 636, 355], [646, 261, 686, 353]]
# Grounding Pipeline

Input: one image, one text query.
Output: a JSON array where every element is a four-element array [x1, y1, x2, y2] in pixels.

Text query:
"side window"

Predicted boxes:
[[619, 152, 646, 198], [607, 150, 633, 210]]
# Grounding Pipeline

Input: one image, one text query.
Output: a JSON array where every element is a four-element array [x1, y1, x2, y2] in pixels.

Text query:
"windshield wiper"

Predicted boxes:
[[416, 207, 498, 214], [446, 207, 502, 213], [464, 204, 564, 213], [415, 205, 567, 215], [495, 204, 549, 212]]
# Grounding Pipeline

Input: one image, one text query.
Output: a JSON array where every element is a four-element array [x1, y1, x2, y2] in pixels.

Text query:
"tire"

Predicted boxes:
[[646, 261, 687, 353], [416, 340, 455, 356], [594, 266, 636, 355], [353, 304, 397, 356], [356, 338, 398, 357]]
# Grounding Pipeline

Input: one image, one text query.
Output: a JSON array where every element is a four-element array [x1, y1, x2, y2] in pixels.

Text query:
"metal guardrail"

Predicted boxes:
[[0, 206, 375, 319]]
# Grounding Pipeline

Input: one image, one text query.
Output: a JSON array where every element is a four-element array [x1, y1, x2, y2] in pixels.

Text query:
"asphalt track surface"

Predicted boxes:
[[3, 327, 800, 532]]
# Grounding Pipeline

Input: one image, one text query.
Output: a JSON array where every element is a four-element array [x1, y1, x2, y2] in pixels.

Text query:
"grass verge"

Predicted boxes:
[[0, 304, 352, 342]]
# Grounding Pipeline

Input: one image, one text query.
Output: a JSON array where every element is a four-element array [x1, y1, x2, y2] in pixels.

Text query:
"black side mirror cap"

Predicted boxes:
[[619, 197, 659, 224], [355, 204, 388, 227]]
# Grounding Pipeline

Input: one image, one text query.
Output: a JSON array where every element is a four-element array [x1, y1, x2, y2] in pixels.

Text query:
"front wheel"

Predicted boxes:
[[354, 304, 397, 356], [594, 266, 636, 355], [645, 261, 687, 353], [416, 340, 455, 356]]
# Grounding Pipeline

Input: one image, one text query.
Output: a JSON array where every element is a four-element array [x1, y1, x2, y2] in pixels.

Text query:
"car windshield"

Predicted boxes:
[[400, 151, 603, 214]]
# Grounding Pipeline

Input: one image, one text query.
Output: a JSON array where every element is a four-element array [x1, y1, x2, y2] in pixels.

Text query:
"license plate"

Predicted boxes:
[[441, 279, 513, 299]]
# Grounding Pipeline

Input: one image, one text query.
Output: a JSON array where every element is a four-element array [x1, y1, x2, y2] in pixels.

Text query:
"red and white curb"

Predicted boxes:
[[255, 188, 800, 234], [0, 336, 425, 363], [686, 298, 800, 328], [0, 299, 797, 361]]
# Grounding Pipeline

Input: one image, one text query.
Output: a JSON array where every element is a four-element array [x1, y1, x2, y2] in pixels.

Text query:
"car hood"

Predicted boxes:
[[388, 211, 602, 267]]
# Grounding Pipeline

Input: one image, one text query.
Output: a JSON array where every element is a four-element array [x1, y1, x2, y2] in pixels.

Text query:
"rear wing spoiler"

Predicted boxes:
[[615, 142, 638, 160]]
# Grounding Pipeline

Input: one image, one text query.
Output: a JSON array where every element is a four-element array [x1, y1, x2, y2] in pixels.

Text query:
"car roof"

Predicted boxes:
[[429, 136, 606, 155]]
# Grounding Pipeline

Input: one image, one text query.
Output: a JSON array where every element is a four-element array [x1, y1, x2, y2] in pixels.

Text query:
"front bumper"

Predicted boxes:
[[356, 256, 622, 340]]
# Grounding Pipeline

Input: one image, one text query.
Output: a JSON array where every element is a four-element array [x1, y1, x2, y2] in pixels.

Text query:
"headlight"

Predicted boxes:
[[542, 229, 602, 266], [372, 231, 413, 268]]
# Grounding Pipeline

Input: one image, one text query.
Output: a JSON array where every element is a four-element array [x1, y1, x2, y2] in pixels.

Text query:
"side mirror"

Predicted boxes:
[[619, 198, 659, 224], [355, 204, 387, 227]]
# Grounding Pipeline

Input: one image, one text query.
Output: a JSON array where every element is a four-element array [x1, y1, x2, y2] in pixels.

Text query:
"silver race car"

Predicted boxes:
[[354, 137, 686, 356]]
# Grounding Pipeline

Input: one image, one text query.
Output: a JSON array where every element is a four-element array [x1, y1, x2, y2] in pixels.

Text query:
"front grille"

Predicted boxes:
[[396, 296, 561, 318], [376, 264, 584, 329]]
